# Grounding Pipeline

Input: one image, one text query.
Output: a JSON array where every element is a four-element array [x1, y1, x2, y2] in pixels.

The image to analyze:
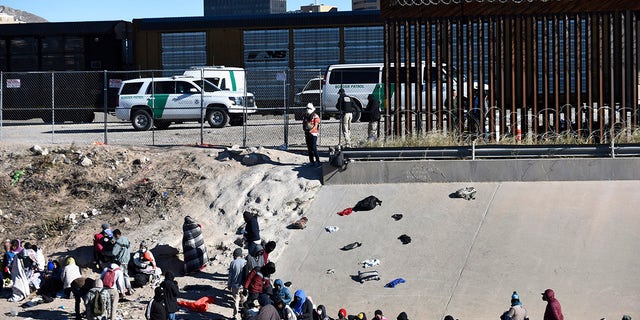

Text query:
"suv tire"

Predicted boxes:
[[132, 109, 153, 131], [206, 108, 229, 128]]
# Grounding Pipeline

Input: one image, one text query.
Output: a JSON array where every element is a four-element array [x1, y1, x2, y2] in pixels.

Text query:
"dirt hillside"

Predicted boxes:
[[0, 142, 322, 319]]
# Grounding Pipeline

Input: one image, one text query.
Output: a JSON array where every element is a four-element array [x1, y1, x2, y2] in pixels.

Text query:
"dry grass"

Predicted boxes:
[[363, 128, 640, 147]]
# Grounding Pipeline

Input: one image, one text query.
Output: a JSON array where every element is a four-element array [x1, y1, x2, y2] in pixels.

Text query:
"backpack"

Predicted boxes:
[[92, 289, 105, 316], [132, 273, 149, 288], [353, 195, 382, 211], [102, 235, 115, 257], [329, 150, 346, 170], [102, 267, 118, 288]]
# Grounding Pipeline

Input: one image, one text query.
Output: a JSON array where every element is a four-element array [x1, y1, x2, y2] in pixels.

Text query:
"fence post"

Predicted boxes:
[[50, 72, 55, 144], [199, 68, 204, 145], [103, 70, 108, 144], [243, 69, 248, 148], [0, 71, 3, 142], [281, 69, 289, 149]]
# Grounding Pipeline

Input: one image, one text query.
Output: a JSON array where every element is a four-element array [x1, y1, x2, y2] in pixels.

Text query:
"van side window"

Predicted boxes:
[[306, 79, 321, 91], [387, 66, 421, 83], [329, 67, 379, 84], [148, 81, 175, 94], [176, 81, 197, 94], [120, 82, 143, 95], [205, 77, 222, 88]]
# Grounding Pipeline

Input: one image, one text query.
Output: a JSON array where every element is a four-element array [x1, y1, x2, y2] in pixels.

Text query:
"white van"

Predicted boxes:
[[183, 66, 247, 92], [321, 62, 467, 121]]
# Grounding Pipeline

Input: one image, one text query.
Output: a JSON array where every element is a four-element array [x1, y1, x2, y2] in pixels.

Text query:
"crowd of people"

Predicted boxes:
[[1, 216, 207, 320], [1, 212, 634, 320]]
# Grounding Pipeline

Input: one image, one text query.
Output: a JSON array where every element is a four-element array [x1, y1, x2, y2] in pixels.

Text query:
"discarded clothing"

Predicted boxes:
[[391, 214, 403, 221], [361, 258, 380, 268], [353, 196, 382, 211], [337, 208, 353, 216], [288, 217, 308, 229], [341, 242, 362, 251], [384, 278, 406, 288], [325, 226, 339, 233], [398, 234, 411, 245], [455, 186, 477, 200], [177, 296, 215, 313], [358, 270, 380, 283]]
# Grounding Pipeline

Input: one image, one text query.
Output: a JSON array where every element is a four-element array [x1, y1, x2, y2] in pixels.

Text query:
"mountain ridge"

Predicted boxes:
[[0, 5, 48, 23]]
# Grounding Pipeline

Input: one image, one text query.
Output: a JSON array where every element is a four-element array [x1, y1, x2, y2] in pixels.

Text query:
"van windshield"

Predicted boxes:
[[194, 79, 221, 92]]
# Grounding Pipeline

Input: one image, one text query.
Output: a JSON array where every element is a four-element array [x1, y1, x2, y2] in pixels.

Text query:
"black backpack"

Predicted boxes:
[[353, 195, 382, 211], [132, 273, 149, 288]]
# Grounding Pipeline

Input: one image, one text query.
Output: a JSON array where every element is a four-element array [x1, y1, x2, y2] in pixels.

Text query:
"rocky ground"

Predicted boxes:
[[0, 142, 323, 319]]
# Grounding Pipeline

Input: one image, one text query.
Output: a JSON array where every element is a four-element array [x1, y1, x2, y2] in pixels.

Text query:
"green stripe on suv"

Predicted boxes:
[[147, 94, 169, 118]]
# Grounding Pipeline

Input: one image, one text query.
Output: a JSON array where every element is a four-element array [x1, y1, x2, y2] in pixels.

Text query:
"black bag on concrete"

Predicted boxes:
[[353, 195, 382, 211]]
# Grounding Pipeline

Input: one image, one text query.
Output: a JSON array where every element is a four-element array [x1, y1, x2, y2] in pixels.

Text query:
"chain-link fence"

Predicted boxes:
[[2, 69, 639, 148]]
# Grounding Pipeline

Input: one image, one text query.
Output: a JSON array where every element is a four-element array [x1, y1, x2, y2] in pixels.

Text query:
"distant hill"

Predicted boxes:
[[0, 5, 48, 23]]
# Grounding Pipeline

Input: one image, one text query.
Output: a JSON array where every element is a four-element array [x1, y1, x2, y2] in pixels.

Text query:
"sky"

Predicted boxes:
[[0, 0, 353, 22]]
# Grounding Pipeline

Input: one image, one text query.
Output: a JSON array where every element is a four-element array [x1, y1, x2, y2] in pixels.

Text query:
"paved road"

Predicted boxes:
[[0, 113, 372, 148], [276, 181, 640, 320]]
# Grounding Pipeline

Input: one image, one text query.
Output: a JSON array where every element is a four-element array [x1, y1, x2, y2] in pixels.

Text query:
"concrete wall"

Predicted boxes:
[[322, 158, 640, 184]]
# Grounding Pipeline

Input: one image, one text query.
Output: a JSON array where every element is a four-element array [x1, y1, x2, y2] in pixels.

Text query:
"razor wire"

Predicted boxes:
[[388, 0, 560, 6]]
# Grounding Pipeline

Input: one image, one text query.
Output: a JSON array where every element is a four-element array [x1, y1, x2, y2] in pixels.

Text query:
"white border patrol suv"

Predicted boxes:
[[115, 76, 256, 131]]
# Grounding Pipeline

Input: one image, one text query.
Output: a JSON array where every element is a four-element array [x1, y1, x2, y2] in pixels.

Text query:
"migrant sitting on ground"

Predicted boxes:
[[62, 257, 81, 298], [374, 310, 388, 320], [182, 215, 208, 274], [291, 289, 314, 320], [38, 258, 63, 298], [256, 293, 279, 320], [315, 304, 331, 320], [273, 278, 292, 305], [132, 241, 161, 282], [337, 308, 348, 320], [501, 291, 527, 320]]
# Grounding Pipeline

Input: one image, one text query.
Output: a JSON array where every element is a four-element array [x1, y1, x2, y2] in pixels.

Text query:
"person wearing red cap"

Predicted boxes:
[[338, 308, 348, 320], [541, 288, 564, 320]]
